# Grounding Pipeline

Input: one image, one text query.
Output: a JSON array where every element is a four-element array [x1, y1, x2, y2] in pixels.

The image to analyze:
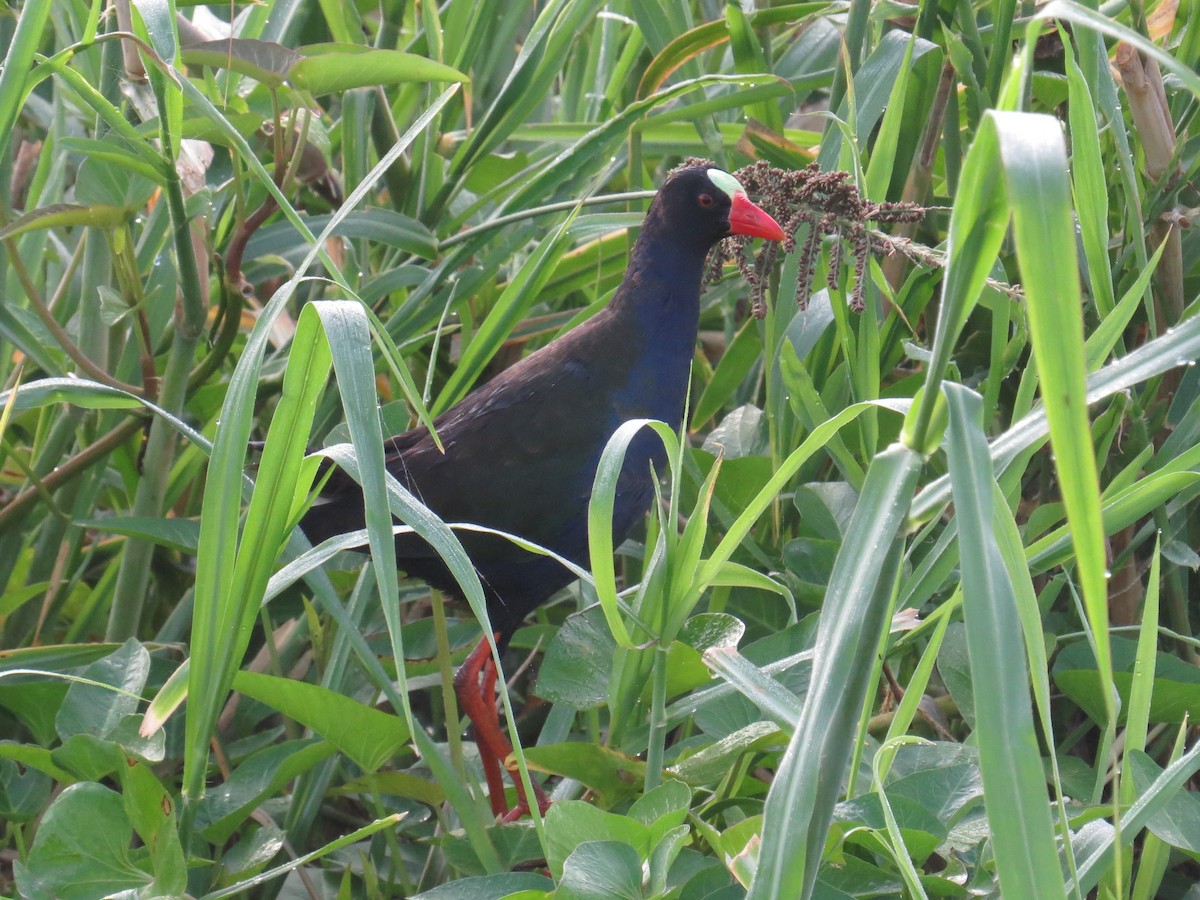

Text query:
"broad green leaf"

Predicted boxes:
[[232, 669, 409, 772], [537, 607, 616, 710], [54, 640, 150, 742], [1128, 751, 1200, 854], [410, 873, 555, 900], [544, 800, 649, 879], [1054, 638, 1200, 726], [17, 783, 152, 900], [524, 743, 645, 805], [557, 841, 644, 900], [0, 757, 52, 823]]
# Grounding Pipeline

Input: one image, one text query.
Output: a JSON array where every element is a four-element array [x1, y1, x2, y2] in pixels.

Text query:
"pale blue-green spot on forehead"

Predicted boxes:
[[707, 168, 745, 198]]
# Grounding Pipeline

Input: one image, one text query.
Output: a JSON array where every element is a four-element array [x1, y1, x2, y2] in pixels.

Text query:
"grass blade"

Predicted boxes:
[[944, 383, 1067, 899], [748, 442, 922, 900]]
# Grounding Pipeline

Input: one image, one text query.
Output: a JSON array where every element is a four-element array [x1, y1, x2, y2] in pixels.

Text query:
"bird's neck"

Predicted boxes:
[[603, 234, 711, 425], [608, 236, 709, 335]]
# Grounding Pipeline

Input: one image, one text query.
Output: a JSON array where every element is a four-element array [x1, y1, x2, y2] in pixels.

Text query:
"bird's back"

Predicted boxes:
[[303, 299, 693, 631]]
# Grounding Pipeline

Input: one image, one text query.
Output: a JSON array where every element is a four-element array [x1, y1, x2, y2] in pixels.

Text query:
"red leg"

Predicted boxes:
[[454, 638, 509, 816], [453, 636, 551, 819]]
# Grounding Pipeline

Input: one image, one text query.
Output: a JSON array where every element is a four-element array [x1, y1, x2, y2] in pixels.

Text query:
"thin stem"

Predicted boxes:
[[644, 642, 670, 793], [1, 232, 144, 395], [431, 590, 465, 776], [105, 56, 209, 639]]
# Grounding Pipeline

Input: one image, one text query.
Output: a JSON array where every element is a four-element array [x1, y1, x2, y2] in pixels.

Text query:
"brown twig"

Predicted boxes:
[[1, 232, 145, 396], [224, 195, 280, 298], [0, 417, 144, 530], [1114, 43, 1184, 327]]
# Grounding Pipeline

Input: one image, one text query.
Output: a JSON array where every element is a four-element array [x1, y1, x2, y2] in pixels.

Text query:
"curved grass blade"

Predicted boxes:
[[588, 418, 682, 650]]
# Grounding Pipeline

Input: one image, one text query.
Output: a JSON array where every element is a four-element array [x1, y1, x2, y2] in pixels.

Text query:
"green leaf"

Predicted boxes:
[[0, 741, 73, 786], [544, 800, 650, 879], [54, 639, 150, 742], [749, 443, 922, 900], [557, 841, 644, 900], [0, 0, 52, 166], [194, 739, 337, 844], [834, 791, 946, 860], [638, 3, 830, 97], [912, 310, 1200, 520], [524, 743, 645, 805], [1053, 638, 1200, 726], [885, 742, 983, 825], [435, 216, 575, 412], [17, 783, 152, 900], [76, 516, 200, 553], [671, 721, 784, 784], [1128, 751, 1200, 854], [180, 38, 301, 87], [232, 669, 410, 772], [0, 203, 131, 240], [410, 873, 555, 900], [725, 3, 783, 133], [628, 778, 691, 829], [50, 733, 124, 781], [943, 383, 1066, 897], [536, 607, 616, 710], [703, 646, 801, 731], [0, 757, 52, 822], [691, 319, 763, 429], [337, 771, 446, 807], [248, 208, 439, 261], [67, 140, 163, 201], [937, 623, 975, 730], [1071, 739, 1200, 893], [992, 109, 1112, 706], [290, 45, 468, 94], [131, 0, 177, 65], [118, 759, 174, 848]]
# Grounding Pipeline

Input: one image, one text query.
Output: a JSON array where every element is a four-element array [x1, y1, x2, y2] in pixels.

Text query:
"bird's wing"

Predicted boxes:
[[390, 345, 616, 559]]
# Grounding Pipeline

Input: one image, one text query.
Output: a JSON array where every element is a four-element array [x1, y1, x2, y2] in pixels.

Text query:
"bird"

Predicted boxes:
[[301, 163, 784, 818]]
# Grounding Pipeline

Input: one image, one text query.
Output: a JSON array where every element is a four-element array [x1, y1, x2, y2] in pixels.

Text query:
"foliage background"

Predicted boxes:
[[1, 0, 1199, 897]]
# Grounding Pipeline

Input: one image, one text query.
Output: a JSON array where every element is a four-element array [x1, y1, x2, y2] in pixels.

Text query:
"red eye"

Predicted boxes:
[[698, 193, 715, 208]]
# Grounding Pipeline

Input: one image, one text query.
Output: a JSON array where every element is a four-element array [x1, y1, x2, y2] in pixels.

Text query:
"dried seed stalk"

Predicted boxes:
[[684, 159, 926, 314]]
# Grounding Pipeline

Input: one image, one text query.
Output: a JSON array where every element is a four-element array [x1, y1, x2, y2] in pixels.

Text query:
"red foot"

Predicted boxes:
[[500, 780, 552, 822], [454, 636, 549, 819]]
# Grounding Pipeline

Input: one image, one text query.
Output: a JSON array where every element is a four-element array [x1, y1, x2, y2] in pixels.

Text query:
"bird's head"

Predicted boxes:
[[651, 165, 786, 248]]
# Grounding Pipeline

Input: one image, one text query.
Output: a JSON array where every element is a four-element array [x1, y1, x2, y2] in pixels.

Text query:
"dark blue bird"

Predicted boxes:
[[302, 164, 784, 816]]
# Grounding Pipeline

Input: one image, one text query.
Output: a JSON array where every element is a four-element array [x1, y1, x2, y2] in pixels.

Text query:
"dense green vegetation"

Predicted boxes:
[[2, 0, 1199, 897]]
